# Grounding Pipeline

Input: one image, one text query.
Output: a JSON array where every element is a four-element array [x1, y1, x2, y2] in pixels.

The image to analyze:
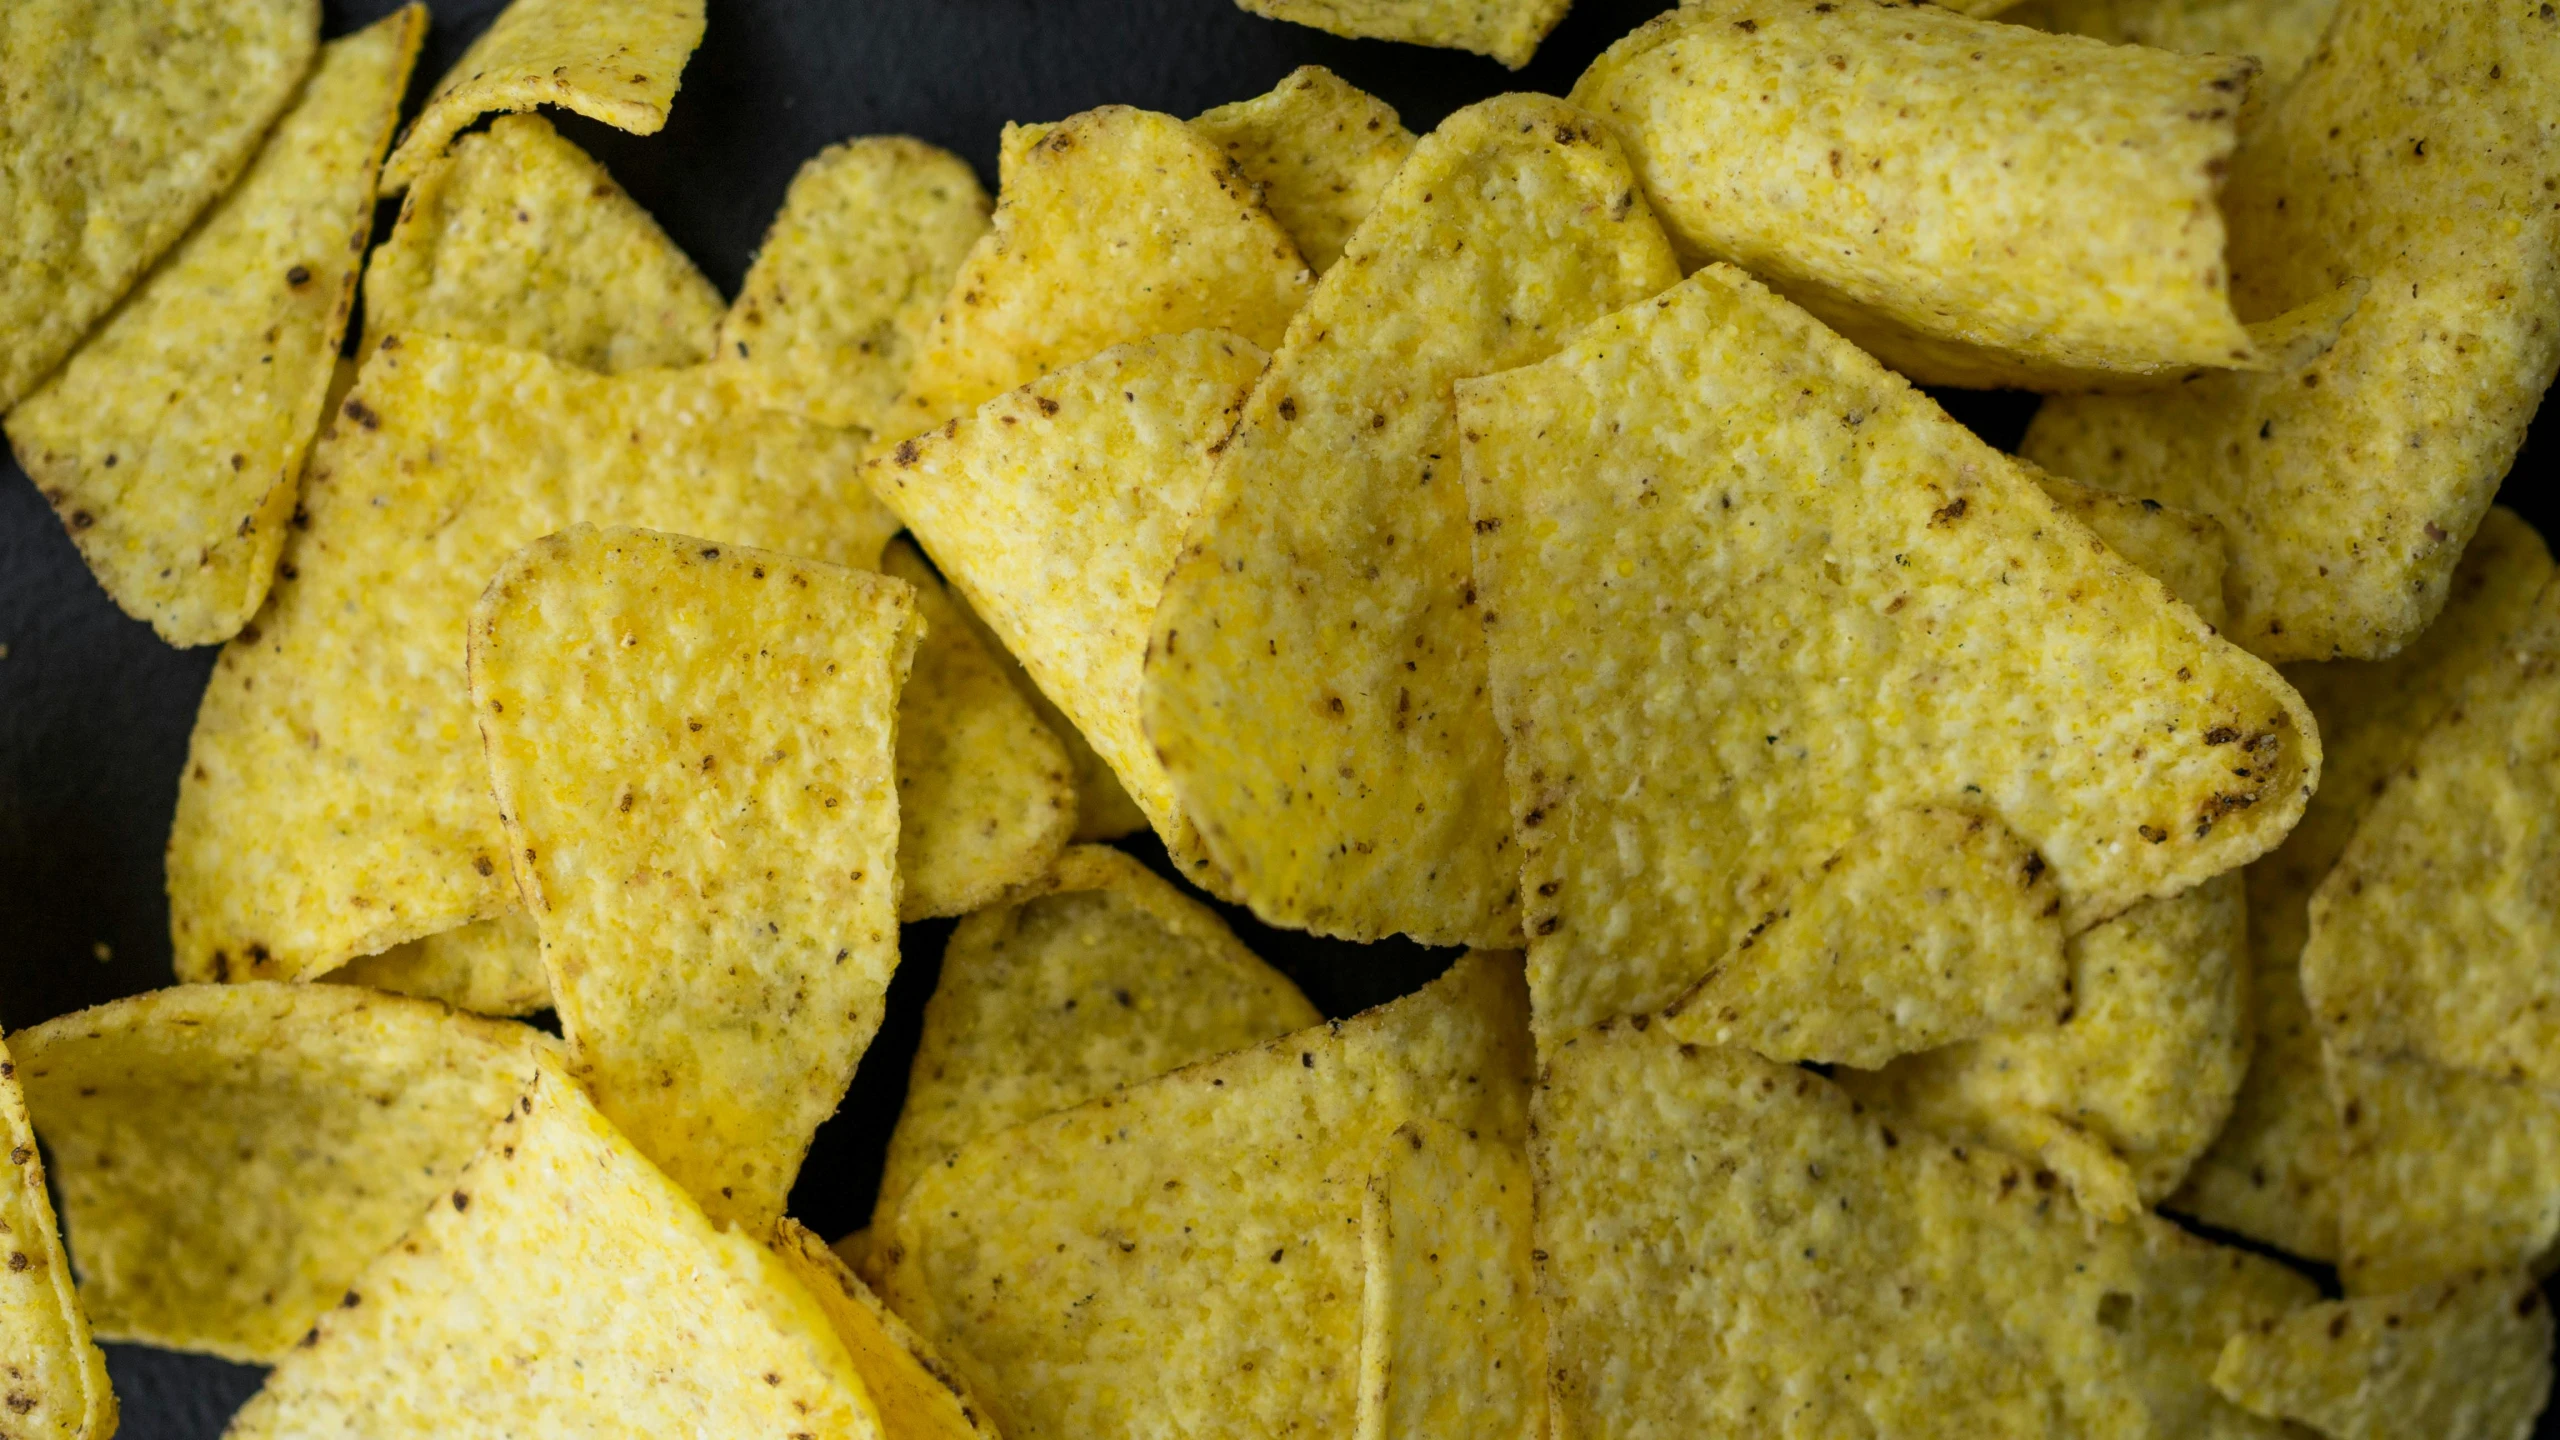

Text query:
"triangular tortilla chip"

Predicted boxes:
[[0, 0, 318, 408], [769, 1219, 997, 1440], [2328, 1049, 2560, 1296], [0, 1037, 113, 1440], [330, 912, 552, 1018], [2213, 1269, 2553, 1440], [1144, 94, 1682, 947], [1458, 263, 2317, 1046], [5, 8, 422, 648], [1191, 67, 1414, 273], [1231, 0, 1569, 68], [938, 563, 1149, 842], [11, 983, 545, 1363], [1356, 1117, 1541, 1440]]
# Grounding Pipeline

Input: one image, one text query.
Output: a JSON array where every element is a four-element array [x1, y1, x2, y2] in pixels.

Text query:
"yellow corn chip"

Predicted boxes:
[[1534, 1018, 2315, 1438], [0, 1037, 113, 1440], [1191, 67, 1416, 273], [1145, 95, 1682, 947], [1357, 1117, 1541, 1440], [874, 844, 1319, 1228], [11, 983, 543, 1364], [940, 562, 1150, 842], [330, 912, 551, 1018], [1572, 1, 2258, 391], [719, 138, 990, 433], [167, 337, 901, 986], [880, 949, 1533, 1440], [2003, 0, 2344, 112], [223, 1051, 888, 1440], [871, 330, 1267, 852], [0, 0, 318, 409], [2022, 0, 2560, 661], [2213, 1269, 2554, 1440], [5, 9, 421, 649], [1459, 264, 2317, 1044], [2328, 1049, 2560, 1296], [886, 105, 1310, 441], [2033, 470, 2233, 629], [770, 1219, 997, 1440], [362, 113, 723, 374], [379, 0, 705, 193], [1231, 0, 1569, 68]]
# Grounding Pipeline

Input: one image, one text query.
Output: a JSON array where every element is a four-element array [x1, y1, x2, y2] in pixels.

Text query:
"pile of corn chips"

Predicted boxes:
[[6, 0, 2560, 1436]]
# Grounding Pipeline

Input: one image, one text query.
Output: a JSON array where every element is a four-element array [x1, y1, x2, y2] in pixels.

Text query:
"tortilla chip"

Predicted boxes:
[[2033, 470, 2233, 629], [879, 539, 1077, 921], [1230, 0, 1569, 68], [378, 0, 705, 193], [1357, 1117, 1542, 1440], [1571, 1, 2258, 391], [223, 1050, 888, 1440], [871, 330, 1267, 852], [2328, 1049, 2560, 1296], [1534, 1018, 2315, 1438], [4, 9, 420, 649], [2213, 1269, 2553, 1440], [885, 104, 1310, 442], [11, 983, 544, 1363], [0, 1037, 113, 1440], [1458, 264, 2317, 1045], [769, 1219, 997, 1440], [167, 336, 901, 986], [362, 113, 723, 374], [331, 912, 551, 1017], [939, 562, 1149, 842], [2021, 0, 2560, 660], [1145, 95, 1681, 947], [880, 949, 1533, 1440], [2003, 0, 2344, 111], [1191, 67, 1415, 273], [719, 138, 989, 433], [874, 843, 1319, 1228], [0, 0, 318, 409]]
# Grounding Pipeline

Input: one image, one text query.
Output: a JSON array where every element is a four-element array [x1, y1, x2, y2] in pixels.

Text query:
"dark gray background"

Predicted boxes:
[[0, 1, 2547, 1433]]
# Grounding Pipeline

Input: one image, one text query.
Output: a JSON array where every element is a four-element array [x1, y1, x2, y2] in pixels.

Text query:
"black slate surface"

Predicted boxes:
[[1, 1, 2552, 1434]]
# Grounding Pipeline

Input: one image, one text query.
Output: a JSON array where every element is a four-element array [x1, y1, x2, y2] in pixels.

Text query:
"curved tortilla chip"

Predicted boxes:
[[1191, 67, 1415, 273], [2213, 1269, 2553, 1440], [332, 912, 551, 1018], [0, 1037, 112, 1440], [2003, 0, 2343, 114], [2032, 470, 2233, 630], [2329, 1049, 2560, 1297], [769, 1219, 996, 1440], [1230, 0, 1569, 68]]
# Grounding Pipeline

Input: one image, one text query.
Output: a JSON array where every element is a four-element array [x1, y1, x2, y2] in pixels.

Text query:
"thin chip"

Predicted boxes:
[[885, 104, 1310, 442], [2032, 470, 2233, 629], [222, 1051, 888, 1440], [4, 8, 421, 649], [1191, 67, 1416, 272], [873, 843, 1319, 1229], [2328, 1049, 2560, 1296], [880, 949, 1534, 1440], [1357, 1117, 1541, 1440], [0, 0, 318, 409], [1534, 1019, 2315, 1438], [1572, 1, 2259, 390], [1230, 0, 1570, 68], [1458, 264, 2317, 1046], [11, 983, 544, 1363], [769, 1219, 996, 1440], [2003, 0, 2344, 114], [938, 561, 1150, 842], [331, 912, 551, 1018], [0, 1037, 113, 1440], [2213, 1269, 2554, 1440], [167, 337, 901, 986], [2022, 0, 2560, 660], [719, 137, 990, 433], [362, 113, 724, 374], [379, 0, 705, 193], [1144, 94, 1682, 947]]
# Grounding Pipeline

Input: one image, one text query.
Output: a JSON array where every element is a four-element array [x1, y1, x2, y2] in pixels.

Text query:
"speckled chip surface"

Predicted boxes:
[[1191, 66, 1415, 272], [334, 912, 550, 1018], [1230, 0, 1571, 68], [2213, 1269, 2554, 1440], [2003, 0, 2343, 109], [939, 563, 1150, 842], [769, 1219, 998, 1440], [0, 1036, 113, 1440], [1356, 1117, 1542, 1440], [2328, 1050, 2560, 1297]]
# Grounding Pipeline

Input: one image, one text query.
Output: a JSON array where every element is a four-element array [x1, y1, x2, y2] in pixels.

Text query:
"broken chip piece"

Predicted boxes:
[[769, 1219, 997, 1440], [0, 1035, 113, 1440], [332, 912, 551, 1018], [1191, 67, 1415, 273], [1229, 0, 1570, 68], [2213, 1269, 2554, 1440]]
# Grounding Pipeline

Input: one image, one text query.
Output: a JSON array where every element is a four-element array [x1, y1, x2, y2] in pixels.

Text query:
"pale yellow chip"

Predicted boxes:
[[769, 1218, 998, 1440], [2033, 469, 2233, 629], [4, 9, 422, 649], [1191, 66, 1416, 272], [880, 539, 1077, 921], [1458, 264, 2318, 1045], [938, 562, 1150, 842], [11, 983, 544, 1364], [167, 336, 901, 985], [224, 1050, 888, 1440], [1357, 1117, 1542, 1440], [379, 0, 705, 193], [885, 104, 1310, 442], [0, 0, 318, 409], [871, 329, 1268, 853], [332, 912, 551, 1017], [2213, 1268, 2554, 1440], [874, 843, 1319, 1228], [1535, 1018, 2314, 1438], [1231, 0, 1569, 68], [2022, 0, 2560, 660], [719, 137, 990, 433], [2328, 1049, 2560, 1297], [1144, 94, 1682, 947], [362, 113, 724, 374], [881, 949, 1533, 1440], [2002, 0, 2344, 116], [1572, 1, 2258, 391], [0, 1037, 113, 1440]]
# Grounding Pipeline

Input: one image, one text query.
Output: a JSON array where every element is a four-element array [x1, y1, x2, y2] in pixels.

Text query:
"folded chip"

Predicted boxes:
[[718, 137, 990, 433], [939, 564, 1150, 842], [769, 1219, 998, 1440], [2022, 0, 2560, 660], [379, 0, 705, 193], [2003, 0, 2343, 112], [1458, 263, 2317, 1046], [4, 8, 420, 649], [223, 1050, 891, 1440], [362, 113, 724, 374], [1230, 0, 1569, 68], [11, 983, 544, 1363], [1191, 67, 1416, 272], [874, 843, 1319, 1229], [332, 912, 551, 1017], [1357, 1117, 1542, 1440], [1571, 0, 2260, 391], [2214, 1269, 2554, 1440], [880, 949, 1533, 1440], [2328, 1049, 2560, 1297], [1534, 1018, 2316, 1437], [885, 105, 1310, 441], [167, 337, 900, 986], [0, 0, 318, 409], [1145, 94, 1682, 947], [0, 1037, 113, 1440]]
